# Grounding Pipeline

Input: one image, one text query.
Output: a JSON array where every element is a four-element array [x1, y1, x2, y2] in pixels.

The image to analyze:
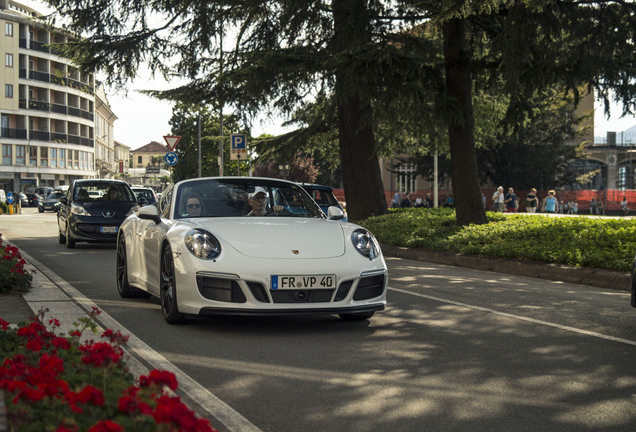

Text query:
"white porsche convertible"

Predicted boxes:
[[116, 177, 388, 324]]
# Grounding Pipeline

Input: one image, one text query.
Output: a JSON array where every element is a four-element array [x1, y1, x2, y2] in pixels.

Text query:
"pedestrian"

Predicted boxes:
[[401, 192, 414, 208], [589, 198, 597, 215], [425, 193, 434, 208], [414, 195, 424, 208], [392, 191, 401, 209], [571, 201, 578, 214], [445, 194, 455, 208], [504, 187, 518, 213], [482, 192, 487, 209], [621, 197, 629, 216], [492, 186, 505, 212], [542, 190, 559, 214], [567, 200, 574, 214], [524, 188, 539, 213]]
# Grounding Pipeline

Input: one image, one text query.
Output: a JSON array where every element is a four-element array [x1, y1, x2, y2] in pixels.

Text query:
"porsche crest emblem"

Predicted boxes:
[[292, 250, 300, 255]]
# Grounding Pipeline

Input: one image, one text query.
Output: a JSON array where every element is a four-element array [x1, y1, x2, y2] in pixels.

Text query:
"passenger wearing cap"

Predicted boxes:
[[246, 187, 283, 216]]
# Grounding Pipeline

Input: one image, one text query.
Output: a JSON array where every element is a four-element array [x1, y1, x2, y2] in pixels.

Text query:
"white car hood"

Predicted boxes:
[[193, 218, 346, 259]]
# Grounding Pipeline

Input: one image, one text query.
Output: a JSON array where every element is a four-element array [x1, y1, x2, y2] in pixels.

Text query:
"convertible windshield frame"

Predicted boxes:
[[173, 178, 326, 219]]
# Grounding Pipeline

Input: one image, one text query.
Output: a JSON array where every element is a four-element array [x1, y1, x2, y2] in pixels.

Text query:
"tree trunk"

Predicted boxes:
[[332, 0, 388, 222], [443, 19, 488, 226]]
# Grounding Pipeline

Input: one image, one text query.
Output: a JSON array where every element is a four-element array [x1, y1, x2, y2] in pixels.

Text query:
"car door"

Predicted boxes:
[[57, 185, 73, 234]]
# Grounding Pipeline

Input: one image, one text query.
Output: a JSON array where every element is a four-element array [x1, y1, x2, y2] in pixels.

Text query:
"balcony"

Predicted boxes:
[[1, 127, 27, 139], [29, 70, 51, 83]]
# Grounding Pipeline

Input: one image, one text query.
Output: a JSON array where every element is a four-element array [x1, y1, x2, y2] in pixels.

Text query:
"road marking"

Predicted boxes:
[[390, 287, 636, 347], [19, 249, 262, 432]]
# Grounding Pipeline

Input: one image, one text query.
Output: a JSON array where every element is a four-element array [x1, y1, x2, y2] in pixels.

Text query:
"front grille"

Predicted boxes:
[[270, 289, 334, 303], [333, 281, 353, 301], [247, 282, 270, 303], [196, 276, 247, 303], [353, 275, 385, 300]]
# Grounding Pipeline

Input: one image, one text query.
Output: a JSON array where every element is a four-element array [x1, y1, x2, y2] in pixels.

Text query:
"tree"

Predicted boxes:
[[45, 0, 636, 224]]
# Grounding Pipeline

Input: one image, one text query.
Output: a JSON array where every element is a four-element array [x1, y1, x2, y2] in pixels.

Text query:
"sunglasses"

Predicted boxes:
[[253, 196, 267, 202], [187, 203, 201, 209]]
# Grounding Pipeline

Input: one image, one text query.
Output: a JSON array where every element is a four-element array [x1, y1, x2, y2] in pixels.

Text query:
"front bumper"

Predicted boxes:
[[68, 215, 126, 243]]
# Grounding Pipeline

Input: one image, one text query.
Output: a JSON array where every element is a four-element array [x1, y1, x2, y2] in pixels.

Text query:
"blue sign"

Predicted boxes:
[[165, 152, 178, 166], [231, 134, 246, 149], [6, 192, 14, 204]]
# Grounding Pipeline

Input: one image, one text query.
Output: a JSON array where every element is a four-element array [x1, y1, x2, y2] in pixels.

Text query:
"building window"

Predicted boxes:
[[51, 148, 57, 168], [5, 84, 13, 98], [59, 149, 66, 168], [396, 163, 417, 194], [16, 145, 25, 165], [2, 144, 11, 165], [137, 155, 142, 164], [29, 146, 37, 166], [40, 147, 48, 167], [5, 53, 13, 67], [5, 23, 13, 37], [74, 150, 79, 169]]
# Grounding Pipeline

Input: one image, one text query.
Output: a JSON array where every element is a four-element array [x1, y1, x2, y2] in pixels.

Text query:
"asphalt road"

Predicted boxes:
[[2, 207, 636, 432]]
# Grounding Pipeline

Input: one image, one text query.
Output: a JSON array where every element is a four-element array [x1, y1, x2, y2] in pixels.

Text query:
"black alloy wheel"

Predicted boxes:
[[160, 246, 184, 324]]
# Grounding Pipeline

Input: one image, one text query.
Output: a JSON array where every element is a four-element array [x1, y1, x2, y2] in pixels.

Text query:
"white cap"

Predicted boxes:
[[249, 186, 268, 199]]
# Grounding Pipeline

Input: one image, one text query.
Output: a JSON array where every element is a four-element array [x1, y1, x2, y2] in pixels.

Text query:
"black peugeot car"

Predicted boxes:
[[57, 179, 142, 248]]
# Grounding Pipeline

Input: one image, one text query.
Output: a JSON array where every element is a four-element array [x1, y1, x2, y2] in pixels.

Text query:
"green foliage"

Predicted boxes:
[[0, 201, 8, 214], [360, 210, 636, 272]]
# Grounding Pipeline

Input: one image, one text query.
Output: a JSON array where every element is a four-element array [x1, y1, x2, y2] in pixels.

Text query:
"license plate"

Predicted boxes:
[[271, 274, 336, 290], [100, 226, 118, 233]]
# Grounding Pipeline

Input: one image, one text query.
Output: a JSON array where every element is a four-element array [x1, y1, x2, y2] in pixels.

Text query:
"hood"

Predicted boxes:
[[192, 218, 346, 259]]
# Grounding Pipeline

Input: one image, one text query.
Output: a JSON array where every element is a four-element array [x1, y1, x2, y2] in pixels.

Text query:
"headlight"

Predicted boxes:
[[351, 228, 380, 260], [70, 204, 90, 216], [185, 229, 221, 260]]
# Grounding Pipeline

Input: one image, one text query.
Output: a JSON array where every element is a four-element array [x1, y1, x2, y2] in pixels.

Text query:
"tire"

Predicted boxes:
[[117, 236, 134, 298], [339, 311, 375, 321], [38, 208, 44, 213], [58, 230, 65, 244], [65, 225, 75, 249], [160, 246, 184, 324]]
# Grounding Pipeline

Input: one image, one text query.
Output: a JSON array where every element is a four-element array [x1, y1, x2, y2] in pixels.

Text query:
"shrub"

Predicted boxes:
[[0, 308, 217, 432], [359, 209, 636, 272], [0, 234, 33, 293]]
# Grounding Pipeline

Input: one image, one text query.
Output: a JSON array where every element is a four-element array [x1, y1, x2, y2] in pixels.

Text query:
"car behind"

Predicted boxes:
[[57, 179, 140, 248], [299, 183, 348, 222], [38, 190, 65, 213]]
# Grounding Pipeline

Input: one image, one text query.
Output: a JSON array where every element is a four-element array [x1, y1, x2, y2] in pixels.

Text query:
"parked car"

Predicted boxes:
[[16, 192, 29, 207], [131, 186, 159, 207], [35, 187, 53, 198], [57, 179, 140, 248], [0, 189, 5, 204], [38, 190, 65, 213], [115, 177, 387, 324], [26, 193, 43, 207], [299, 183, 348, 222]]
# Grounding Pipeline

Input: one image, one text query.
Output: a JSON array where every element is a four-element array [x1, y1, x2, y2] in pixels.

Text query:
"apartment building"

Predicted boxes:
[[0, 0, 98, 193]]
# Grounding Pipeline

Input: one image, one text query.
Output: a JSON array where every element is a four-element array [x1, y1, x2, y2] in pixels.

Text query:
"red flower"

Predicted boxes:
[[79, 342, 123, 367], [139, 369, 179, 392], [88, 420, 123, 432]]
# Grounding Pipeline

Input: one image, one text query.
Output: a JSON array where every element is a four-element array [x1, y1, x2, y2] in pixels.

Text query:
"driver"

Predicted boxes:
[[246, 187, 283, 216]]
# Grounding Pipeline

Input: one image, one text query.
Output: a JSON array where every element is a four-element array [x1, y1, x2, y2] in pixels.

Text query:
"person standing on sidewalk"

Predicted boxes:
[[525, 188, 539, 213], [504, 187, 518, 213], [492, 186, 505, 212], [542, 190, 559, 214]]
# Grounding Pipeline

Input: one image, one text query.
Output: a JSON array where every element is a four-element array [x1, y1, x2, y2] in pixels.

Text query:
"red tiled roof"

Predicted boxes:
[[133, 141, 168, 153]]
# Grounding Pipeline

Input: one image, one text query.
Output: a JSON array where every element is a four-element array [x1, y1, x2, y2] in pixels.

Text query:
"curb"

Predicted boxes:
[[379, 243, 631, 292]]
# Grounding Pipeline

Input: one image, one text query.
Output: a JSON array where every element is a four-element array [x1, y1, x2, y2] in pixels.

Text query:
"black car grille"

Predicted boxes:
[[353, 274, 386, 300], [196, 276, 247, 303], [76, 223, 118, 235]]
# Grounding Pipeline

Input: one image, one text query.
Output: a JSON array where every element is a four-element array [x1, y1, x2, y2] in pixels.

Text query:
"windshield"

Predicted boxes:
[[175, 178, 325, 219], [46, 192, 65, 200], [73, 182, 136, 202]]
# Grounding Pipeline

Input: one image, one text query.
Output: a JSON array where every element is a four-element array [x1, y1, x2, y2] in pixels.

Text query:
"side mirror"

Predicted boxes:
[[138, 204, 161, 225], [327, 206, 345, 220]]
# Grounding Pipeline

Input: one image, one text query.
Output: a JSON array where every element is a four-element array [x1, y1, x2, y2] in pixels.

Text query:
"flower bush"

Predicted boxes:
[[0, 308, 218, 432], [0, 233, 33, 293]]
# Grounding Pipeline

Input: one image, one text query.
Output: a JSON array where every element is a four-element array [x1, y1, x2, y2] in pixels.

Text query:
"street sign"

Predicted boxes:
[[230, 133, 247, 161], [165, 152, 178, 166], [6, 191, 14, 204], [164, 135, 181, 151], [146, 166, 161, 174]]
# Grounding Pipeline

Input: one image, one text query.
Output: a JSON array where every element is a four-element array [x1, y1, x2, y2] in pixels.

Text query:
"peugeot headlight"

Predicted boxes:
[[185, 229, 221, 260], [351, 228, 380, 260], [70, 204, 91, 216], [126, 205, 140, 216]]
